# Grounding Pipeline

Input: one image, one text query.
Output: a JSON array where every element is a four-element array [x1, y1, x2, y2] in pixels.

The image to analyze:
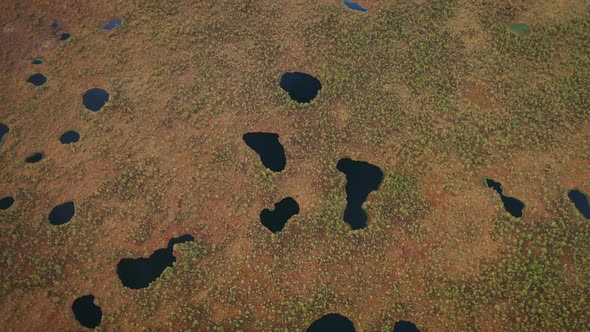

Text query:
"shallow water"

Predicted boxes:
[[72, 295, 102, 328], [280, 72, 322, 103], [307, 313, 356, 332], [337, 158, 384, 230], [342, 0, 367, 12], [510, 23, 531, 35], [101, 18, 123, 30], [49, 201, 75, 225]]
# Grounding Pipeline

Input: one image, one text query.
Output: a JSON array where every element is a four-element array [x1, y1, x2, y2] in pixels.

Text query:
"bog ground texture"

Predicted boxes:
[[0, 0, 589, 331]]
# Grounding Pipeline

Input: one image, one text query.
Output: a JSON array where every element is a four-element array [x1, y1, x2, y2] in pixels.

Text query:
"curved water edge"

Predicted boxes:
[[307, 313, 356, 332], [484, 177, 526, 218], [101, 18, 123, 30], [27, 73, 47, 86], [243, 132, 286, 172], [117, 234, 194, 289], [337, 158, 384, 230], [280, 72, 322, 103], [49, 201, 76, 225], [260, 197, 300, 233], [25, 152, 44, 163], [83, 88, 110, 112], [72, 295, 102, 328], [393, 320, 421, 332], [568, 189, 590, 219], [0, 197, 15, 210], [60, 130, 80, 144]]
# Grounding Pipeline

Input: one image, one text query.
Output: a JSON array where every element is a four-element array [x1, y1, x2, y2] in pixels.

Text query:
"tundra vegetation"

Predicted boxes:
[[0, 0, 589, 330]]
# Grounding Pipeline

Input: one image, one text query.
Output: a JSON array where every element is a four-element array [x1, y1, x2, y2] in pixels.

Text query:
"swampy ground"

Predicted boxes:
[[0, 0, 589, 331]]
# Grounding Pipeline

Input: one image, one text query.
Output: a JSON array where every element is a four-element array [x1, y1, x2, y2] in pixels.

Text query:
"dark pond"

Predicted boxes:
[[342, 0, 367, 12], [72, 295, 102, 329], [51, 20, 60, 29], [60, 33, 71, 41], [307, 313, 356, 332], [485, 178, 525, 218], [27, 73, 47, 86], [83, 88, 109, 112], [25, 152, 44, 163], [117, 234, 194, 289], [101, 18, 123, 30], [280, 72, 322, 103], [49, 201, 75, 225], [568, 189, 590, 219], [31, 57, 45, 65], [337, 158, 383, 230], [393, 320, 420, 332], [243, 132, 286, 172], [0, 122, 8, 142], [0, 197, 14, 210], [260, 197, 299, 233], [60, 130, 80, 144]]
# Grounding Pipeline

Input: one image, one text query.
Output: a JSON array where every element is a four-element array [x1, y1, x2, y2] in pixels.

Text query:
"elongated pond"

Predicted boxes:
[[27, 73, 47, 86], [117, 235, 194, 289], [568, 189, 590, 219], [49, 201, 75, 225], [337, 158, 383, 230], [25, 152, 44, 163], [0, 196, 14, 210], [485, 178, 525, 218], [60, 130, 80, 144], [342, 0, 367, 12]]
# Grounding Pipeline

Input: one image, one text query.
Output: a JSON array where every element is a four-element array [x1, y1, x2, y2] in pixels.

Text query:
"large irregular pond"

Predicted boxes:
[[101, 18, 123, 30], [117, 234, 194, 289], [393, 320, 421, 332], [342, 0, 367, 12], [25, 152, 44, 163], [485, 178, 525, 218], [337, 158, 384, 230], [260, 197, 299, 233], [280, 72, 322, 103], [307, 313, 356, 332], [49, 201, 75, 225], [59, 130, 80, 144], [243, 132, 286, 172], [0, 196, 14, 210], [83, 88, 109, 112], [568, 189, 590, 219], [0, 122, 8, 142], [27, 73, 47, 86], [72, 295, 102, 328]]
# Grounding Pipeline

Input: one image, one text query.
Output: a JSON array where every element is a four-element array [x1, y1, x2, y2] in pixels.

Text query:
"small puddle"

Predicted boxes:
[[27, 73, 47, 86], [101, 18, 123, 30], [32, 57, 45, 65], [60, 130, 80, 144], [60, 33, 71, 41], [568, 189, 590, 219], [393, 320, 421, 332], [485, 178, 525, 218], [243, 132, 286, 172], [280, 72, 322, 103], [0, 197, 14, 210], [510, 23, 531, 35], [117, 235, 194, 289], [72, 295, 102, 329], [83, 88, 109, 112], [307, 313, 356, 332], [342, 0, 367, 12], [260, 197, 299, 233], [49, 201, 75, 225], [25, 152, 44, 163], [337, 158, 384, 230]]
